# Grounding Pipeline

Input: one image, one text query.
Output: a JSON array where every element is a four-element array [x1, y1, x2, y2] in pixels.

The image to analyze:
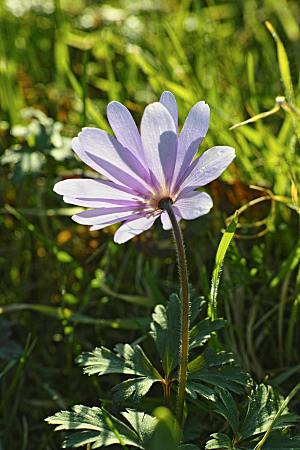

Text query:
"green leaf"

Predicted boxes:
[[187, 349, 248, 398], [112, 377, 156, 402], [240, 385, 299, 440], [189, 295, 206, 324], [189, 318, 226, 350], [189, 367, 246, 395], [77, 347, 139, 376], [208, 214, 237, 320], [185, 381, 216, 401], [256, 434, 300, 449], [205, 433, 233, 449], [150, 294, 181, 376], [78, 344, 160, 379], [122, 409, 158, 447], [188, 349, 235, 373], [46, 405, 142, 448], [213, 389, 239, 435], [114, 344, 162, 380], [253, 382, 300, 450], [77, 344, 162, 401]]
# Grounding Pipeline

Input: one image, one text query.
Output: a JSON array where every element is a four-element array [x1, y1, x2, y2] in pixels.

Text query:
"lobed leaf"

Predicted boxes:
[[189, 318, 226, 350], [213, 389, 239, 435], [150, 293, 181, 376], [77, 347, 139, 377], [256, 434, 300, 449], [122, 409, 158, 447], [77, 344, 162, 402], [187, 349, 248, 399], [112, 377, 157, 402], [45, 405, 142, 449], [240, 384, 299, 440], [78, 344, 161, 380], [205, 433, 233, 449]]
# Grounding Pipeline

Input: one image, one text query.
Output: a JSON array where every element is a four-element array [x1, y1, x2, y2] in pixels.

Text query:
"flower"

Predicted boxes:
[[54, 91, 235, 243]]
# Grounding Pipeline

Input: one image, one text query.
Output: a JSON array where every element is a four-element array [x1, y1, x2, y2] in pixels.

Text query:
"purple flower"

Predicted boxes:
[[54, 91, 235, 243]]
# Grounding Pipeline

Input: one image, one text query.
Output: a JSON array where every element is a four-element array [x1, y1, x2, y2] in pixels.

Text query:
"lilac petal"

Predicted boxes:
[[141, 102, 177, 188], [72, 206, 139, 226], [114, 215, 158, 244], [172, 101, 210, 187], [107, 101, 147, 168], [63, 196, 142, 208], [179, 146, 235, 191], [73, 129, 152, 193], [174, 191, 213, 220], [90, 214, 137, 231], [160, 208, 181, 230], [160, 91, 178, 131], [53, 178, 139, 200]]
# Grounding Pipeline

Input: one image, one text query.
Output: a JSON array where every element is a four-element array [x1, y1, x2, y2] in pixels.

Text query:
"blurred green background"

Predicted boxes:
[[0, 0, 299, 448]]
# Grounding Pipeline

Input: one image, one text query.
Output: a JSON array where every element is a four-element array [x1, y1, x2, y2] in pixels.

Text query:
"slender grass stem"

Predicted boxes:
[[160, 198, 190, 438]]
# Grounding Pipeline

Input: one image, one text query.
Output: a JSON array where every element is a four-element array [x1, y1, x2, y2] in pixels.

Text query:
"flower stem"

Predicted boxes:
[[161, 199, 190, 438]]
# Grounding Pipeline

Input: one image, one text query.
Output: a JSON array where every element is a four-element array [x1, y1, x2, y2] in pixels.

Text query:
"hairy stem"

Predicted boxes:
[[161, 199, 190, 437]]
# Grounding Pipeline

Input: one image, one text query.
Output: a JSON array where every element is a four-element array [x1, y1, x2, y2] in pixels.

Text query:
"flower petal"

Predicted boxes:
[[174, 191, 213, 220], [141, 102, 177, 188], [72, 206, 138, 226], [107, 101, 147, 167], [114, 215, 158, 244], [53, 178, 138, 200], [160, 91, 178, 131], [73, 128, 152, 193], [172, 101, 210, 186], [179, 146, 235, 190], [63, 196, 142, 208], [160, 209, 181, 230], [89, 216, 132, 231]]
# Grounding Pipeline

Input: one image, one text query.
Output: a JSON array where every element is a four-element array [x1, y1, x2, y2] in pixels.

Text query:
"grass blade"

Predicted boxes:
[[208, 213, 238, 320]]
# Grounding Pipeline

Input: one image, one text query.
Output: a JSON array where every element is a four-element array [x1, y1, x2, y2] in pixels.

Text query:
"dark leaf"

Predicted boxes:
[[150, 293, 181, 376]]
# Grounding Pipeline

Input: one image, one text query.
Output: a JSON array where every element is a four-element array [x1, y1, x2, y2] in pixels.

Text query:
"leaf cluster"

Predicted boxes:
[[206, 385, 300, 449], [46, 294, 250, 448]]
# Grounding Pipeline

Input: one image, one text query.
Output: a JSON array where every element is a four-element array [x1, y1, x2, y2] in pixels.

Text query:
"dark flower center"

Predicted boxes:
[[158, 197, 173, 210]]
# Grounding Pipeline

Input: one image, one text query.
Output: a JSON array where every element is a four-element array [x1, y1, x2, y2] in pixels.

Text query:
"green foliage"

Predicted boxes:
[[240, 385, 298, 439], [187, 350, 248, 400], [47, 292, 250, 447], [206, 384, 300, 449], [76, 294, 233, 404], [150, 293, 181, 376], [189, 318, 227, 350], [46, 405, 203, 450], [206, 434, 234, 450], [46, 406, 154, 449], [77, 344, 162, 401], [1, 108, 72, 181]]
